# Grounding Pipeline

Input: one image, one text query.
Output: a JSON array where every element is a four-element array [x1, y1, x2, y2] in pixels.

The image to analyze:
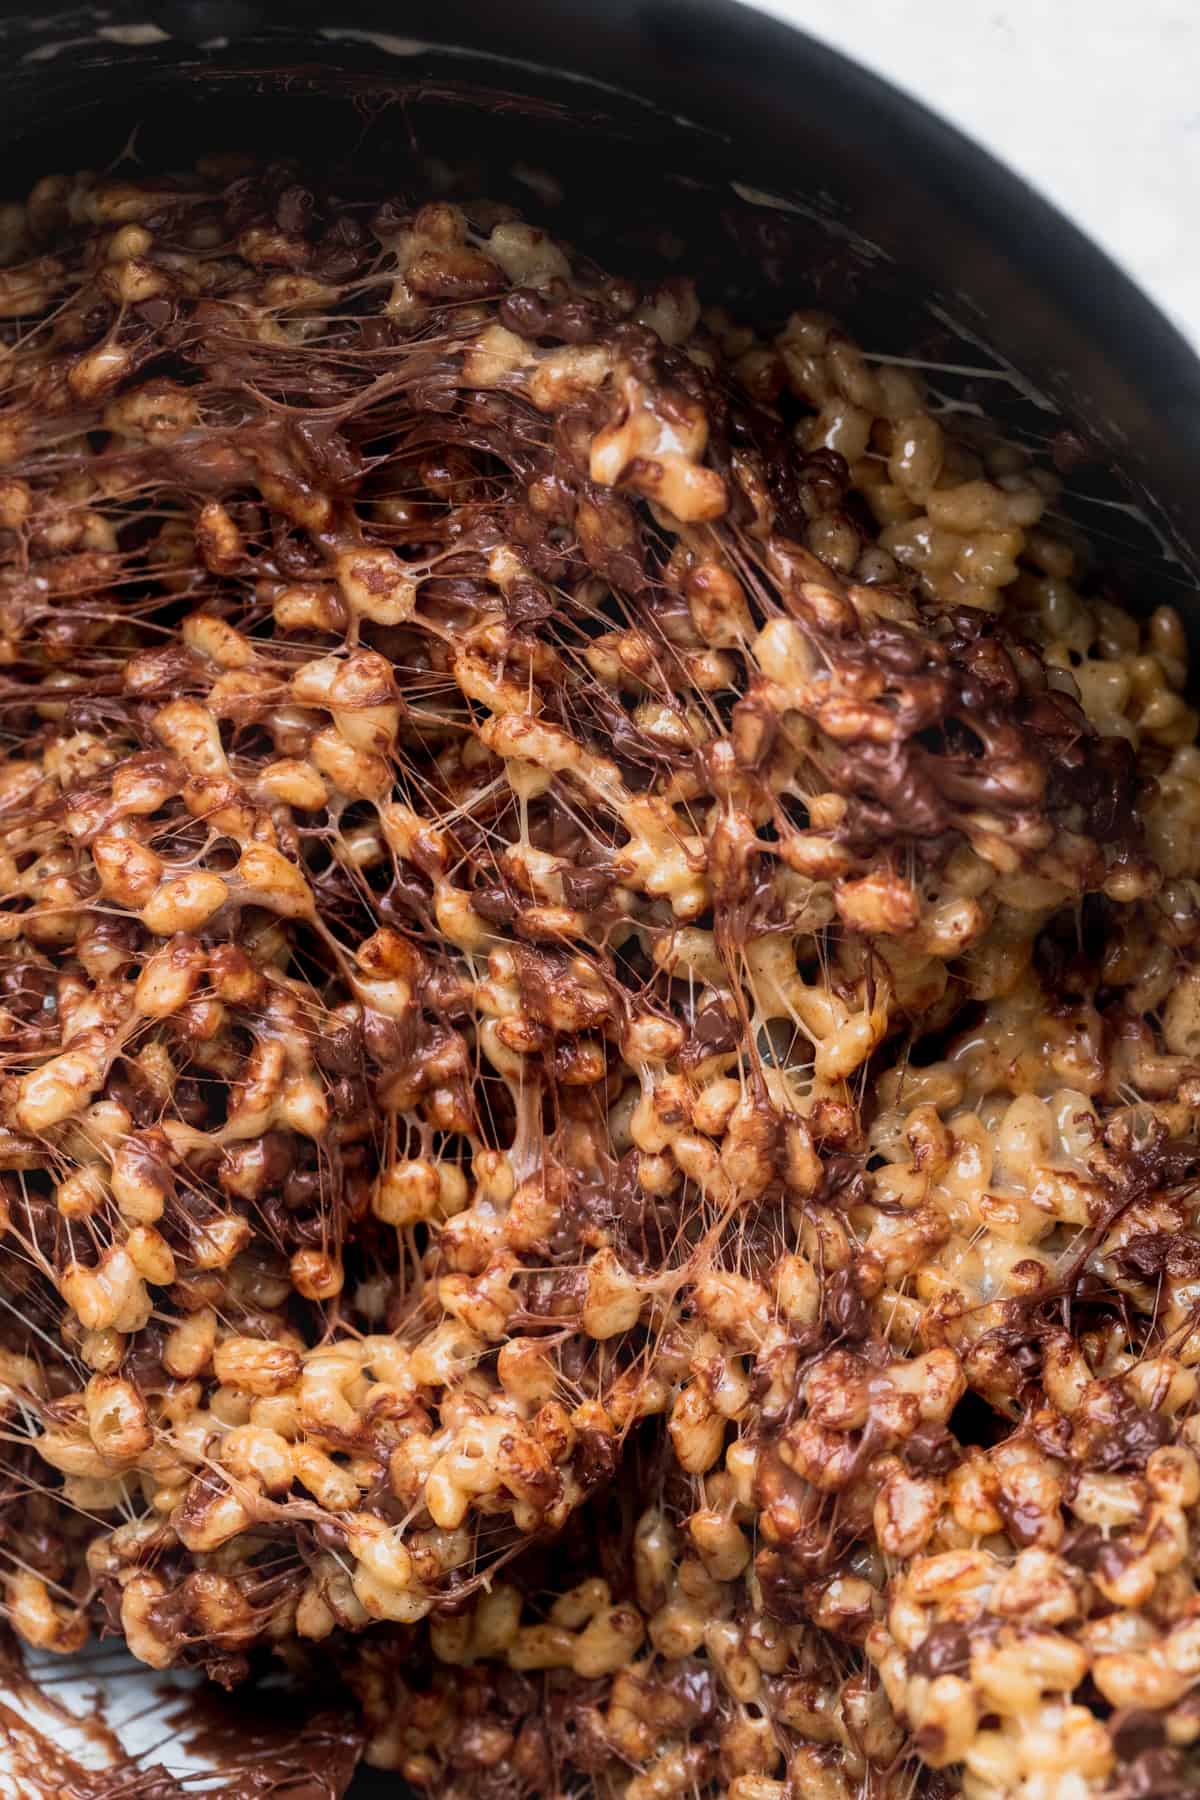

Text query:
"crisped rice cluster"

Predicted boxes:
[[0, 152, 1198, 1800]]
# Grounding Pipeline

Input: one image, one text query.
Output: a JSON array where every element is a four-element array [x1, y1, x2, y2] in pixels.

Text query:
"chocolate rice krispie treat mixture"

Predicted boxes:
[[0, 153, 1198, 1800]]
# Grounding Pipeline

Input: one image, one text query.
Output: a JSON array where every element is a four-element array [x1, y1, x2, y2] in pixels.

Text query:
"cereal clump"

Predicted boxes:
[[0, 154, 1197, 1800]]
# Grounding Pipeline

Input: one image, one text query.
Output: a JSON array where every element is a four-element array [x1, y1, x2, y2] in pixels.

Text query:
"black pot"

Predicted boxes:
[[0, 3, 1195, 1789]]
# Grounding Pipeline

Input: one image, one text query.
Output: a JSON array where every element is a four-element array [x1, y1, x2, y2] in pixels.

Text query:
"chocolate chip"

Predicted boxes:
[[903, 1423, 962, 1475], [908, 1621, 972, 1679], [825, 1267, 872, 1341]]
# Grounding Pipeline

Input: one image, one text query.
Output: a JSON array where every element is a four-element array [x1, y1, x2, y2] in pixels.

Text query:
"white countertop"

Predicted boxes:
[[756, 0, 1200, 350]]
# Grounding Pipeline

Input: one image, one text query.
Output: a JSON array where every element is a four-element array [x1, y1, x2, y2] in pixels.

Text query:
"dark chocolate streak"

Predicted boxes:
[[0, 1640, 360, 1798]]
